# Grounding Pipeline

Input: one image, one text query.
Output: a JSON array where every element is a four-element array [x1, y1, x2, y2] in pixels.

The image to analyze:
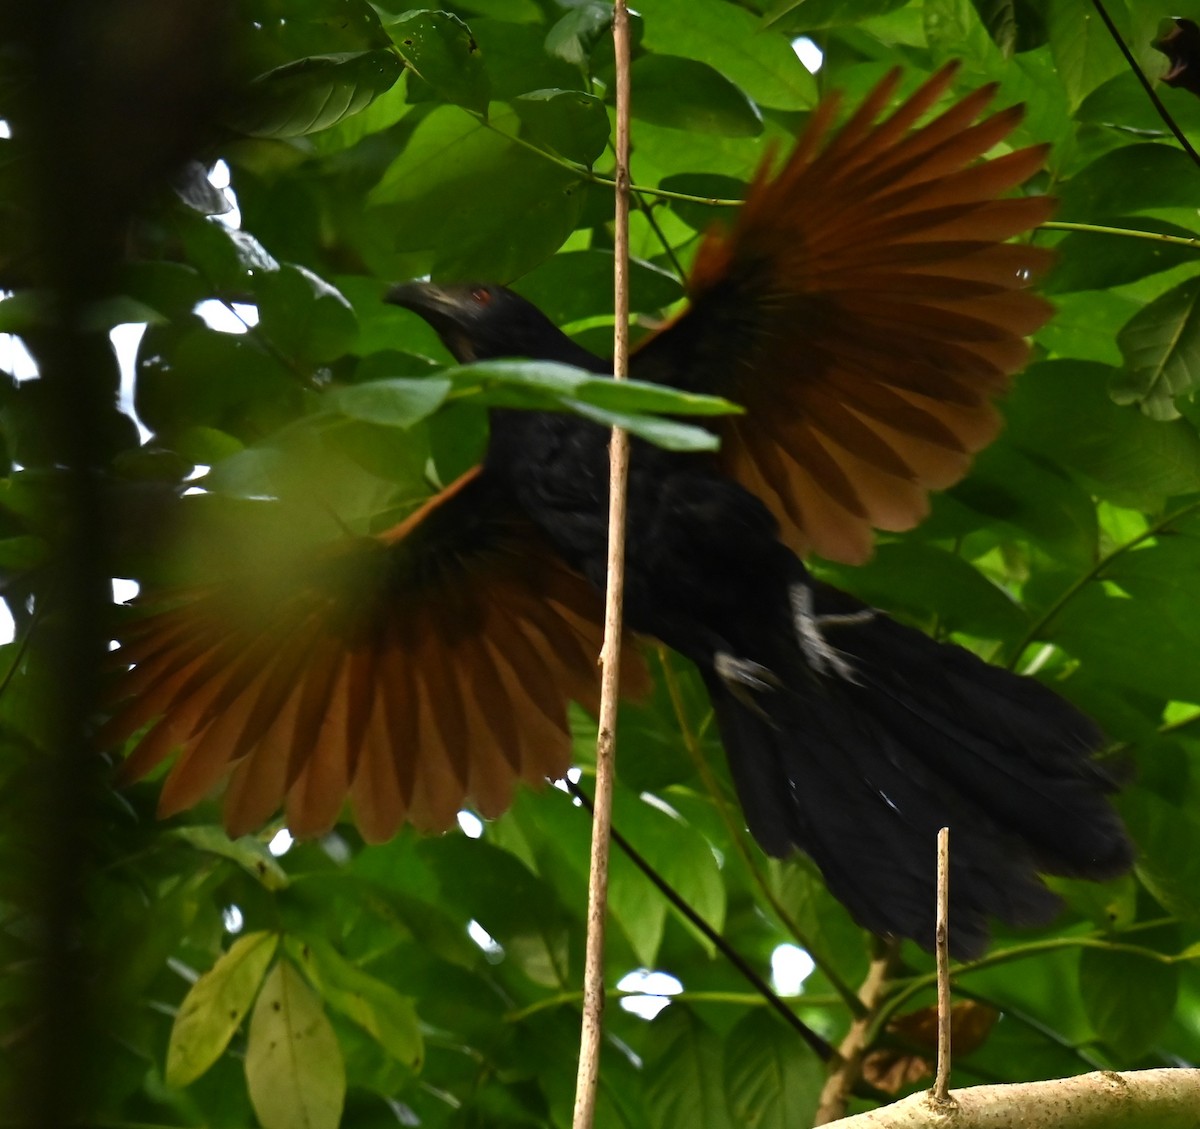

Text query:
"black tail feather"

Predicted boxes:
[[703, 581, 1134, 961]]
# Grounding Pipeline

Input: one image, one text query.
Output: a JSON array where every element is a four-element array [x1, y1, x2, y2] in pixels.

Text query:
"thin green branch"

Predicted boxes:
[[1042, 220, 1200, 249], [506, 987, 844, 1025], [1007, 499, 1200, 670], [952, 986, 1109, 1071], [472, 111, 742, 207], [632, 192, 688, 282], [482, 113, 1200, 235], [870, 918, 1181, 1042], [656, 648, 866, 1017]]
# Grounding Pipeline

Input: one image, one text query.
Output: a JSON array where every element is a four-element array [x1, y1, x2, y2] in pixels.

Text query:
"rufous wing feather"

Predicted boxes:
[[106, 466, 648, 841], [632, 62, 1054, 565]]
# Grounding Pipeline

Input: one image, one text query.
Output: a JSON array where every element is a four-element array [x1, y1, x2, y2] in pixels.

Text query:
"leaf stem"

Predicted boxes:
[[1042, 220, 1200, 249], [870, 920, 1181, 1042], [1007, 499, 1200, 669], [474, 111, 742, 207], [632, 191, 689, 282], [506, 987, 843, 1024]]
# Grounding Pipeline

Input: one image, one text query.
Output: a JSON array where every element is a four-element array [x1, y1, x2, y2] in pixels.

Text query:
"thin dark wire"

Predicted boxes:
[[565, 778, 835, 1061], [1090, 0, 1200, 168]]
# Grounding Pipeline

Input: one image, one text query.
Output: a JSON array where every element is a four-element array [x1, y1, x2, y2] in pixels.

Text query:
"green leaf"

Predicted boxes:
[[331, 377, 452, 428], [177, 210, 279, 291], [1079, 70, 1200, 135], [632, 55, 763, 137], [1048, 0, 1128, 108], [924, 0, 1004, 64], [444, 358, 738, 415], [166, 931, 278, 1088], [544, 1, 612, 67], [169, 826, 290, 891], [135, 321, 301, 445], [1039, 290, 1134, 367], [0, 291, 165, 333], [369, 106, 585, 281], [949, 442, 1098, 567], [285, 937, 424, 1069], [724, 1009, 824, 1129], [1050, 582, 1200, 705], [562, 398, 721, 450], [569, 376, 738, 418], [644, 1006, 735, 1129], [118, 261, 210, 321], [762, 0, 911, 32], [228, 50, 403, 138], [254, 263, 358, 363], [637, 0, 816, 111], [246, 960, 346, 1129], [465, 15, 581, 101], [418, 835, 572, 989], [513, 88, 610, 165], [1003, 361, 1200, 511], [309, 67, 411, 154], [1115, 275, 1200, 420], [1059, 144, 1200, 220], [0, 289, 47, 333], [434, 357, 735, 449], [0, 534, 47, 571], [455, 0, 541, 20], [820, 542, 1028, 641], [1079, 946, 1179, 1061], [1123, 790, 1200, 922], [968, 0, 1048, 55], [512, 249, 683, 324], [174, 425, 245, 466], [385, 10, 490, 114], [765, 856, 870, 989], [607, 786, 726, 963], [172, 159, 234, 216], [490, 786, 663, 970]]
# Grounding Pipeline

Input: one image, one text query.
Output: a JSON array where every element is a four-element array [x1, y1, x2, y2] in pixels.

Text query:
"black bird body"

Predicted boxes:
[[112, 68, 1133, 958], [393, 280, 1131, 959]]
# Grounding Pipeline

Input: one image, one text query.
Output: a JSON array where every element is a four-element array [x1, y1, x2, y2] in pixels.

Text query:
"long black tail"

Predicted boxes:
[[703, 580, 1133, 960]]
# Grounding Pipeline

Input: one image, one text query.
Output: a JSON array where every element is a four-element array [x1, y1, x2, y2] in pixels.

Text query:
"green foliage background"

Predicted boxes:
[[4, 0, 1200, 1125]]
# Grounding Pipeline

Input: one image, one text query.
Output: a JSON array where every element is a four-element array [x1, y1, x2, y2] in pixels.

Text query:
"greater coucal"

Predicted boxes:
[[109, 66, 1133, 958]]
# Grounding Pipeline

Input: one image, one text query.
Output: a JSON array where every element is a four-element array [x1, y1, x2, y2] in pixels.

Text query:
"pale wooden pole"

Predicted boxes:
[[571, 4, 632, 1127]]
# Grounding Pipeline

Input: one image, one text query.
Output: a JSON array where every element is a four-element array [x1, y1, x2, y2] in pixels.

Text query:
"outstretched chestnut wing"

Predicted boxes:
[[107, 467, 647, 841], [632, 64, 1055, 564]]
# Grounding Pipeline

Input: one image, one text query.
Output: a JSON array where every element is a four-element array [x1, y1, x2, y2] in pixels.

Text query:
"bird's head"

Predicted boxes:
[[385, 281, 576, 365]]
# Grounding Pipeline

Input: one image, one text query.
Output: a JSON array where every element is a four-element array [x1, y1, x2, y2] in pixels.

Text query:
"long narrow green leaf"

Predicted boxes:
[[166, 932, 278, 1088]]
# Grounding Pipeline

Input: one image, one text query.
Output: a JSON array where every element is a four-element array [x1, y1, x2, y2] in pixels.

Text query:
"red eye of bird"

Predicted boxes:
[[471, 287, 492, 305]]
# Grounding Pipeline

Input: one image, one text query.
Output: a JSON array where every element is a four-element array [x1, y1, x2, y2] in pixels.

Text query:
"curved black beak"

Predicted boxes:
[[385, 280, 460, 321], [385, 280, 479, 362]]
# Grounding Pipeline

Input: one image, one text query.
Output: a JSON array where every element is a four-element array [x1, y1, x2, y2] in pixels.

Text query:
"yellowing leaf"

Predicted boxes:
[[286, 937, 424, 1070], [166, 931, 278, 1088], [246, 960, 346, 1129]]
